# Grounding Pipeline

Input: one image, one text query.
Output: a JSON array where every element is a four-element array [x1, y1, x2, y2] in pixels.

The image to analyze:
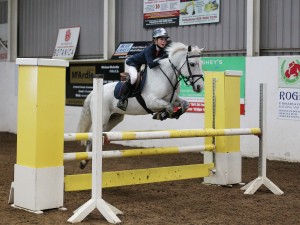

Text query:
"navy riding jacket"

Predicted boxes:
[[126, 43, 167, 69]]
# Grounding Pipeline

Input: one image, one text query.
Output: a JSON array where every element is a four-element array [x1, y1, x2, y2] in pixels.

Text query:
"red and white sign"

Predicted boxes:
[[53, 27, 80, 60]]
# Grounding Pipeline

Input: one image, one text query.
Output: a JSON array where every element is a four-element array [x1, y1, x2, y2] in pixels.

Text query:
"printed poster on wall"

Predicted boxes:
[[179, 57, 246, 114], [277, 88, 300, 120], [143, 0, 220, 28], [66, 60, 124, 106], [0, 24, 8, 61], [111, 41, 151, 60], [277, 57, 300, 120], [53, 27, 80, 60]]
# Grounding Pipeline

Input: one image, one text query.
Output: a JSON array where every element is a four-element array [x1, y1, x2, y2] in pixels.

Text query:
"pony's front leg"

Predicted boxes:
[[170, 98, 190, 119], [148, 98, 174, 113], [149, 98, 174, 120], [173, 98, 189, 112]]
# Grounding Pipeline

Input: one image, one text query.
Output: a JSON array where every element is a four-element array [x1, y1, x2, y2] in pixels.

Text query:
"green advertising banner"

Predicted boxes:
[[179, 57, 246, 114]]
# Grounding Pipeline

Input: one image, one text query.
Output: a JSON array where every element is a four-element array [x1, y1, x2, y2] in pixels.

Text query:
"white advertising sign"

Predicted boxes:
[[179, 0, 220, 26], [143, 0, 220, 27], [53, 27, 80, 60], [278, 88, 300, 120]]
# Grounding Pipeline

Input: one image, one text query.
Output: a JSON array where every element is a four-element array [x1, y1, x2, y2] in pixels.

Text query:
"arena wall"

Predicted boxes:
[[0, 62, 18, 133], [0, 56, 299, 162]]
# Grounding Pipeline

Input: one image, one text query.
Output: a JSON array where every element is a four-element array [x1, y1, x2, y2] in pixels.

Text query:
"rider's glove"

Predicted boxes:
[[160, 53, 168, 59], [153, 54, 168, 65], [153, 58, 160, 64]]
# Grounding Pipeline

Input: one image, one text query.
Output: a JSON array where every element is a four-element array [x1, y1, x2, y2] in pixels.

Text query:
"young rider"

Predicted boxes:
[[117, 27, 170, 111]]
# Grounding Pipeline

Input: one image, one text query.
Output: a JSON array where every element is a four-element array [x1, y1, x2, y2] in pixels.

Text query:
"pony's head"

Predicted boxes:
[[166, 42, 205, 93]]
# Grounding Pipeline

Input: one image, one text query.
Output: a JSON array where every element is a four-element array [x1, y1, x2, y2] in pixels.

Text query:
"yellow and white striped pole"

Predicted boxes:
[[64, 128, 261, 142], [204, 70, 243, 185], [63, 144, 215, 161], [13, 58, 68, 212]]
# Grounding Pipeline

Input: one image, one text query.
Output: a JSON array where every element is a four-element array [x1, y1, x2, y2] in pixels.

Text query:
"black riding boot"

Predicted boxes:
[[117, 81, 132, 111]]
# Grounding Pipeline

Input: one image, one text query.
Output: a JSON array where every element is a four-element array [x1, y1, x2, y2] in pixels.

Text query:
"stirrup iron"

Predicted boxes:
[[117, 98, 128, 111]]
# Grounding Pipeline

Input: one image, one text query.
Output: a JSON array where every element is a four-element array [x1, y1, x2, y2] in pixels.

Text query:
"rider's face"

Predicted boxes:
[[155, 37, 168, 48]]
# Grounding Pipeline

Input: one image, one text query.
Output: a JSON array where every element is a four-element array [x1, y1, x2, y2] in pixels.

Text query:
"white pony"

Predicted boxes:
[[77, 42, 205, 168]]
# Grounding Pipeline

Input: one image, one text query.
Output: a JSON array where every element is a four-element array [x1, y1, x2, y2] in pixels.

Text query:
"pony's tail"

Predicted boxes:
[[77, 92, 93, 146]]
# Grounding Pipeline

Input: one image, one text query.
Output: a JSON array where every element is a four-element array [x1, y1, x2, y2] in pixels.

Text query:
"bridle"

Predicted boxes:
[[158, 52, 204, 102], [183, 54, 205, 86]]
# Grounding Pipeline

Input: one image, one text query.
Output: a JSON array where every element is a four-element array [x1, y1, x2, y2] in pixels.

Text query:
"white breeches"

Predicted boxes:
[[125, 63, 138, 85]]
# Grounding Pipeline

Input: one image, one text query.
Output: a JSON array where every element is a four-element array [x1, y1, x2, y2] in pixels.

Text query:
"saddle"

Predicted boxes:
[[114, 68, 154, 114], [120, 72, 142, 94], [114, 71, 146, 99]]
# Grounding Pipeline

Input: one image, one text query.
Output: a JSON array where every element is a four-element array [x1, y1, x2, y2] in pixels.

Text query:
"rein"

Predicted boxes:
[[158, 63, 181, 103]]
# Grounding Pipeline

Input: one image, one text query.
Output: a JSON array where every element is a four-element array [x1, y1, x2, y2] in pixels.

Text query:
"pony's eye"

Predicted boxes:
[[190, 62, 195, 67]]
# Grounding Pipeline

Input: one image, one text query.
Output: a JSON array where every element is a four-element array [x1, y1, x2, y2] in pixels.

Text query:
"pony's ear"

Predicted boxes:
[[188, 45, 192, 52], [199, 47, 206, 52]]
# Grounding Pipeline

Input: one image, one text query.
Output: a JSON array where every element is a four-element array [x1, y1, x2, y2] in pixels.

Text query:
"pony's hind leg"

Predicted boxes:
[[79, 141, 92, 169], [80, 113, 124, 169], [103, 113, 125, 132], [77, 93, 93, 169]]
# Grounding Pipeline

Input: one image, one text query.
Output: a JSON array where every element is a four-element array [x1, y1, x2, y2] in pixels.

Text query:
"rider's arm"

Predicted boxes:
[[144, 45, 160, 69], [148, 59, 160, 69]]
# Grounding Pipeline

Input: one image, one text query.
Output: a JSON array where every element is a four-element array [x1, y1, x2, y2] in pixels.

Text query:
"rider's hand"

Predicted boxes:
[[161, 53, 168, 59], [153, 54, 168, 64], [153, 58, 160, 63]]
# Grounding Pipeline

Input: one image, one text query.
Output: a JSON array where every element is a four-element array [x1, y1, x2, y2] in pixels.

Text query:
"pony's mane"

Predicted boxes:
[[166, 42, 202, 57], [166, 42, 187, 57]]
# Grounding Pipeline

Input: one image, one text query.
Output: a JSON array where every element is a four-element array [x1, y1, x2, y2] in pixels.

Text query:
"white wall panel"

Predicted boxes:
[[18, 0, 104, 59], [0, 1, 7, 24], [260, 0, 300, 55]]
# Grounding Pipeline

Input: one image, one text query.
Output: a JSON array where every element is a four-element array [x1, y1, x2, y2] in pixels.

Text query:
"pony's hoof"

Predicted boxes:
[[152, 113, 159, 120], [152, 111, 169, 121], [171, 109, 184, 119], [80, 160, 88, 169], [104, 138, 111, 144]]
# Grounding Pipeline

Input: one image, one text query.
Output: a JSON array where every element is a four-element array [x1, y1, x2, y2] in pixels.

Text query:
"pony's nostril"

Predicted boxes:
[[194, 85, 201, 92]]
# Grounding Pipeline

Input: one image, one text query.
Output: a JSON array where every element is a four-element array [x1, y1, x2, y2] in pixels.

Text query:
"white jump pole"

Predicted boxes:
[[241, 83, 284, 195], [68, 74, 122, 223]]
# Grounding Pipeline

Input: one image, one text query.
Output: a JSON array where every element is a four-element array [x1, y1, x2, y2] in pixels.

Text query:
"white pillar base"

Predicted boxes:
[[68, 199, 123, 224], [204, 152, 241, 185], [12, 164, 64, 212], [241, 176, 284, 195]]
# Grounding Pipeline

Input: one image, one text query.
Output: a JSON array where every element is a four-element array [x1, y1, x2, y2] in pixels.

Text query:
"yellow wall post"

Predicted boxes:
[[204, 70, 242, 185], [13, 58, 68, 212]]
